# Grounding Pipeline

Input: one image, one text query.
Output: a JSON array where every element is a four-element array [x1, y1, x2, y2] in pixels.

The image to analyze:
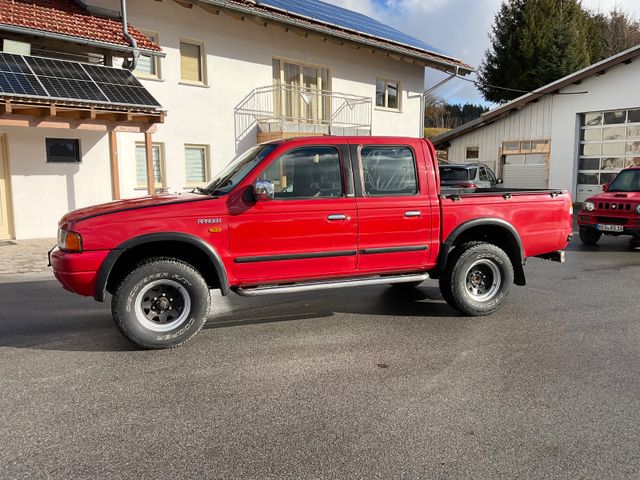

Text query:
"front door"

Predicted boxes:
[[0, 135, 13, 240], [353, 142, 433, 273], [229, 144, 357, 285]]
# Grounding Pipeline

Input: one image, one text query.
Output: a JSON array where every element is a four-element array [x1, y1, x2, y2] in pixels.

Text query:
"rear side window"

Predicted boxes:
[[360, 146, 418, 196], [260, 146, 343, 199], [439, 167, 469, 181]]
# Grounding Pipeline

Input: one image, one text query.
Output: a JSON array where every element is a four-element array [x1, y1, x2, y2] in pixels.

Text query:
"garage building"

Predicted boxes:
[[432, 45, 640, 202]]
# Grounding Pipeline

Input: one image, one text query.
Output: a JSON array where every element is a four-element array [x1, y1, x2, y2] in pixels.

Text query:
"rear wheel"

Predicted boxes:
[[579, 227, 602, 246], [439, 242, 514, 316], [112, 258, 210, 349]]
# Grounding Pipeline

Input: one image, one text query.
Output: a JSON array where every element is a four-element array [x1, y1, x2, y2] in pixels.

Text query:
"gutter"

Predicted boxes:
[[0, 24, 165, 58]]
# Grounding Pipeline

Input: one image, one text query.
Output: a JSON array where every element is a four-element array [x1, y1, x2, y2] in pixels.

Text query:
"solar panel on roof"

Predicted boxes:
[[0, 52, 162, 109], [256, 0, 447, 56]]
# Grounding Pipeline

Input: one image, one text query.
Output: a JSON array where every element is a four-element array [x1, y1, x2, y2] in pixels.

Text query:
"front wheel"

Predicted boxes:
[[439, 242, 514, 316], [112, 258, 210, 349], [579, 227, 602, 245]]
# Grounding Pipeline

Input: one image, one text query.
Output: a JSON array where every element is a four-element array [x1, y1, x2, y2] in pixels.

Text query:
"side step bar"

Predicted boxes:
[[234, 273, 430, 297]]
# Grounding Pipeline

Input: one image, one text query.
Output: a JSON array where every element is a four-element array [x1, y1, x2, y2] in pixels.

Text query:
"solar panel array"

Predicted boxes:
[[0, 52, 161, 109], [256, 0, 447, 56]]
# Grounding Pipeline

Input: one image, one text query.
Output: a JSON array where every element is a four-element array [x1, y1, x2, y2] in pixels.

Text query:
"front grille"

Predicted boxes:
[[596, 216, 628, 225], [597, 202, 633, 212]]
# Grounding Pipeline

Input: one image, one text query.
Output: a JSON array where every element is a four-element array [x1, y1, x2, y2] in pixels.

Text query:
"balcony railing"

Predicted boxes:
[[234, 84, 372, 149]]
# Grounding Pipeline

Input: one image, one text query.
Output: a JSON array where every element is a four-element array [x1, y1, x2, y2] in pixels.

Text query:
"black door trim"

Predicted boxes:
[[359, 245, 428, 255], [234, 250, 357, 264]]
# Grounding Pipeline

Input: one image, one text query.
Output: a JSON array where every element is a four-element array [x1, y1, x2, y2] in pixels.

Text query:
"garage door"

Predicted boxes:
[[502, 153, 547, 189]]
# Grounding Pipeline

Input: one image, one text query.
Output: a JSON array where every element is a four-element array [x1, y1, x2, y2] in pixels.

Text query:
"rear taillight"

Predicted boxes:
[[455, 182, 477, 188]]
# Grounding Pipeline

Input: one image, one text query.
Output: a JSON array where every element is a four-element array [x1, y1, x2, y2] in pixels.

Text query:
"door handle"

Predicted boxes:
[[327, 214, 347, 221], [404, 211, 421, 218]]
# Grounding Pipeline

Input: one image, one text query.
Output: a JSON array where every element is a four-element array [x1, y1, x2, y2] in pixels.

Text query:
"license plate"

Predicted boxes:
[[596, 224, 624, 233]]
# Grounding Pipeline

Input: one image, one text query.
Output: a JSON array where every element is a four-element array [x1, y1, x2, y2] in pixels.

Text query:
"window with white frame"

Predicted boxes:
[[180, 39, 206, 84], [576, 110, 640, 201], [185, 145, 209, 185], [135, 143, 165, 188], [134, 31, 161, 79], [272, 58, 330, 121], [376, 78, 400, 110]]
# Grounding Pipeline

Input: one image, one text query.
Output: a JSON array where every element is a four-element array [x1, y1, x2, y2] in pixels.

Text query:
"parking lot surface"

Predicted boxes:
[[1, 235, 639, 479]]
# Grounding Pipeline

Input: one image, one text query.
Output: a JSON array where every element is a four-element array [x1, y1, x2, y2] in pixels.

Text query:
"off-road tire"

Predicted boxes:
[[112, 257, 210, 349], [579, 227, 602, 246], [439, 242, 514, 316]]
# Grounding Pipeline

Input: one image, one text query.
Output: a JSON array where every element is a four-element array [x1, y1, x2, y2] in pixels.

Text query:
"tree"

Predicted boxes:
[[584, 8, 640, 61], [478, 0, 591, 103], [423, 94, 489, 131]]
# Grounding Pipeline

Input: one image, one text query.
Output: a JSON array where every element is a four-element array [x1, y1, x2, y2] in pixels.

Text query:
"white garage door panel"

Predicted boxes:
[[503, 165, 547, 189]]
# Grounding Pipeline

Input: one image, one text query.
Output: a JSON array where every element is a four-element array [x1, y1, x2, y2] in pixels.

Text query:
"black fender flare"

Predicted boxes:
[[438, 218, 526, 285], [94, 232, 230, 302]]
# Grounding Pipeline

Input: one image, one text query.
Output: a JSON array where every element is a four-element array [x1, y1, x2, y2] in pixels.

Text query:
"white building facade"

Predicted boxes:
[[0, 0, 470, 240], [433, 46, 640, 202]]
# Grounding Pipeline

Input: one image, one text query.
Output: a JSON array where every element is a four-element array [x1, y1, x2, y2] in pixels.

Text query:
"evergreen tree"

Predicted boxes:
[[478, 0, 590, 103]]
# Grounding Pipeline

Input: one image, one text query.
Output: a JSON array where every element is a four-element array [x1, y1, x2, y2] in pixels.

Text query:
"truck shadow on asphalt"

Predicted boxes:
[[0, 281, 458, 352]]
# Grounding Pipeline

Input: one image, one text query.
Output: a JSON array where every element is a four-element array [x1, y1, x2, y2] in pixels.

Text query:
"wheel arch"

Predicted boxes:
[[438, 218, 526, 286], [95, 233, 230, 302]]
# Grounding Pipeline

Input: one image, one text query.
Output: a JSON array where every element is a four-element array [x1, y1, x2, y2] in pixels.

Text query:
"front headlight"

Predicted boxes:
[[57, 228, 83, 252], [583, 201, 595, 212]]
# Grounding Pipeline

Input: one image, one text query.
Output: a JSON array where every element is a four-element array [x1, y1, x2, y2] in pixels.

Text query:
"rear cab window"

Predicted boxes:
[[359, 146, 418, 196]]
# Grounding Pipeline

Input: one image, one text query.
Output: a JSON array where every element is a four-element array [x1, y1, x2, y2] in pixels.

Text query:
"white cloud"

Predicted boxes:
[[322, 0, 640, 105]]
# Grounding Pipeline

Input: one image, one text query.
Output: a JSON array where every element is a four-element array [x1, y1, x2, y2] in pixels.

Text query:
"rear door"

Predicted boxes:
[[229, 144, 358, 285], [351, 140, 433, 273]]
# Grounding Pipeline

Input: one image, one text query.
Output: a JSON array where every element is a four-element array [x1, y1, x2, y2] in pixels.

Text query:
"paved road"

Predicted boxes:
[[1, 235, 639, 479]]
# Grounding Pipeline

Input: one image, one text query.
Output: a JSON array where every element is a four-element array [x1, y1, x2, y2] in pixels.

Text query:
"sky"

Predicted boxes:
[[322, 0, 640, 106]]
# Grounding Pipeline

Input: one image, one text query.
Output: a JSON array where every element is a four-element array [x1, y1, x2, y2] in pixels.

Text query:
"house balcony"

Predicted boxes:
[[234, 84, 372, 148]]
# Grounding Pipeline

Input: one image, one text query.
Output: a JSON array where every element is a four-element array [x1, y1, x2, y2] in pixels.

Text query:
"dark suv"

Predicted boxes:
[[439, 163, 501, 189]]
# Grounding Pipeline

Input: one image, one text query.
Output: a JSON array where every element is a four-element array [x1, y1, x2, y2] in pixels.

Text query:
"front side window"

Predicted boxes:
[[258, 146, 343, 199], [360, 146, 417, 196], [375, 78, 400, 110], [136, 143, 164, 188], [479, 167, 490, 181]]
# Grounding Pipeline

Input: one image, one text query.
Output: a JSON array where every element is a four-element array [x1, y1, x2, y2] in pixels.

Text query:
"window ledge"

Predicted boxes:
[[374, 106, 402, 113], [135, 75, 164, 83], [179, 81, 209, 88]]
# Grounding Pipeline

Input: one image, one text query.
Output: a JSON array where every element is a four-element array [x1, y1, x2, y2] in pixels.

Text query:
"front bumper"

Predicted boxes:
[[578, 213, 640, 236], [50, 248, 110, 297]]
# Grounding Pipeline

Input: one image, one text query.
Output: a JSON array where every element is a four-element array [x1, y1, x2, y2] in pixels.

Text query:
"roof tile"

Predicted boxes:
[[0, 0, 161, 52]]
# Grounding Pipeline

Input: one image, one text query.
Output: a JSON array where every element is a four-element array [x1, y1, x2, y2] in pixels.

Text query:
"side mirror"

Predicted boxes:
[[602, 183, 609, 192], [497, 178, 504, 184], [253, 179, 275, 201]]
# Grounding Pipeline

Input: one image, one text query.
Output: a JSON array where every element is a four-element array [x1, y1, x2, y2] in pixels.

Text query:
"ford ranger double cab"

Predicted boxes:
[[578, 166, 640, 248], [50, 137, 573, 349]]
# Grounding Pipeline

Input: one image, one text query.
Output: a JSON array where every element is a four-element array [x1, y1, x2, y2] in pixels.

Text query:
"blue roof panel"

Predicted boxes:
[[256, 0, 448, 56]]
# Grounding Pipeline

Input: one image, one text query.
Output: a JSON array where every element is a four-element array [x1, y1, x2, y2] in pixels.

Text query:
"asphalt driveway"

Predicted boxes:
[[1, 234, 639, 479]]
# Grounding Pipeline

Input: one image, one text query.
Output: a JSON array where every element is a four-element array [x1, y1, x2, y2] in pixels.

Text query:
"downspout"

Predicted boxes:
[[120, 0, 139, 71]]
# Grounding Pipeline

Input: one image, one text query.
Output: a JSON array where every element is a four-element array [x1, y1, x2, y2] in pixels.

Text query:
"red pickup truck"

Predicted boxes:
[[578, 166, 640, 248], [51, 137, 572, 349]]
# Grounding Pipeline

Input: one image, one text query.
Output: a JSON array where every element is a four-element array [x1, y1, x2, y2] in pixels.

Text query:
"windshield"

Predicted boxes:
[[202, 144, 277, 195], [439, 166, 470, 182], [607, 169, 640, 192]]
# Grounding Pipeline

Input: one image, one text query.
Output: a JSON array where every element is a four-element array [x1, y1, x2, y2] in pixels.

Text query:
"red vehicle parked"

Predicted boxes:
[[578, 166, 640, 247], [50, 137, 573, 349]]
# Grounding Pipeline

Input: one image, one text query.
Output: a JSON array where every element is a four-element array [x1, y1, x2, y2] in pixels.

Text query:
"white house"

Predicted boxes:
[[433, 45, 640, 202], [0, 0, 470, 240]]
